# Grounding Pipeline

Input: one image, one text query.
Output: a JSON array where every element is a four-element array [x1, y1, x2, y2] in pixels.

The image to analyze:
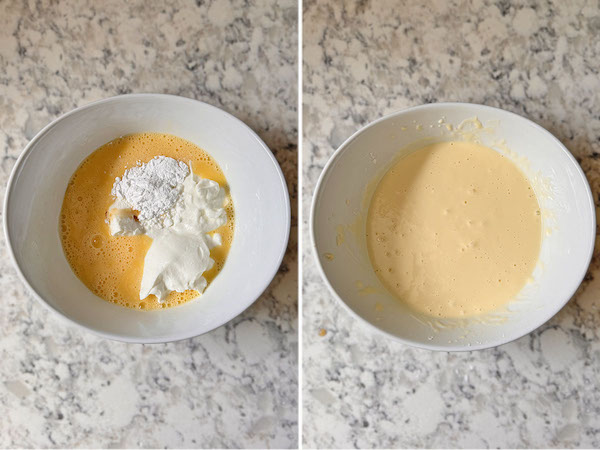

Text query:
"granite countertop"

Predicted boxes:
[[303, 1, 600, 448], [0, 0, 297, 448]]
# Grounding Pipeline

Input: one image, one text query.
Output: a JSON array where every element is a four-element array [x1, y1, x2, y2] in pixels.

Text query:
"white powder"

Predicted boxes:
[[111, 156, 189, 229]]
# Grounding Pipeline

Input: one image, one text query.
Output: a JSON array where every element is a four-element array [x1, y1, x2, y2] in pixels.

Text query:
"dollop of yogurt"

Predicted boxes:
[[108, 156, 227, 301]]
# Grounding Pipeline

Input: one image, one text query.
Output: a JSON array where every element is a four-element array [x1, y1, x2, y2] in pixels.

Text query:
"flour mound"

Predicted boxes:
[[111, 156, 190, 228]]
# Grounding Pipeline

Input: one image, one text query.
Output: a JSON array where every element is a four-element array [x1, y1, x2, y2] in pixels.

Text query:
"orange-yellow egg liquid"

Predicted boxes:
[[59, 132, 234, 310]]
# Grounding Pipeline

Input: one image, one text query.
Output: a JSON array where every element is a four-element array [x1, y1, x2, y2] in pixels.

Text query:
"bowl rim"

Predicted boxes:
[[3, 93, 291, 344], [310, 101, 596, 352]]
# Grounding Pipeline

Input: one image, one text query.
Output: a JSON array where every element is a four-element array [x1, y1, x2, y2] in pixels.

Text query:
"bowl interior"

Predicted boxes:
[[5, 95, 289, 342], [312, 103, 594, 350]]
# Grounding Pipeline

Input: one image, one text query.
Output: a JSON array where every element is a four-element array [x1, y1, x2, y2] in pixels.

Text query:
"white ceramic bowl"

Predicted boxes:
[[311, 103, 595, 351], [5, 94, 290, 343]]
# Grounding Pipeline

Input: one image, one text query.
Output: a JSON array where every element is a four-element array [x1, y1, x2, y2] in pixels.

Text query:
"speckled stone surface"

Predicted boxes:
[[303, 1, 600, 448], [0, 0, 297, 448]]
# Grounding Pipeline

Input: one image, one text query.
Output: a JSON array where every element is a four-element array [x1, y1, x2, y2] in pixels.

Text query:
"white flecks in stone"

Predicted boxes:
[[526, 74, 549, 99], [235, 320, 276, 365], [97, 376, 138, 428], [402, 381, 444, 436], [513, 8, 539, 36], [4, 380, 31, 399], [540, 327, 577, 372]]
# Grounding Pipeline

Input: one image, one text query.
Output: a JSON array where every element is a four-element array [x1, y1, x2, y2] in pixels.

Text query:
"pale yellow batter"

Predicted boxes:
[[366, 141, 541, 318]]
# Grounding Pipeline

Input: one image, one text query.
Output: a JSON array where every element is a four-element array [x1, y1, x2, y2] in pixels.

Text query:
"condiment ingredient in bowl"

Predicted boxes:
[[60, 132, 235, 310], [109, 155, 227, 301]]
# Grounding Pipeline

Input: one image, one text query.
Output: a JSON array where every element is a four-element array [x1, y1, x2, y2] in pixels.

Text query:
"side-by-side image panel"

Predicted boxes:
[[302, 1, 600, 448], [0, 0, 298, 448]]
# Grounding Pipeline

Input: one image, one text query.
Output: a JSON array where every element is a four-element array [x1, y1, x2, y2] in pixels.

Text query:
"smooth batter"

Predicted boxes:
[[366, 141, 541, 318], [60, 132, 235, 310]]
